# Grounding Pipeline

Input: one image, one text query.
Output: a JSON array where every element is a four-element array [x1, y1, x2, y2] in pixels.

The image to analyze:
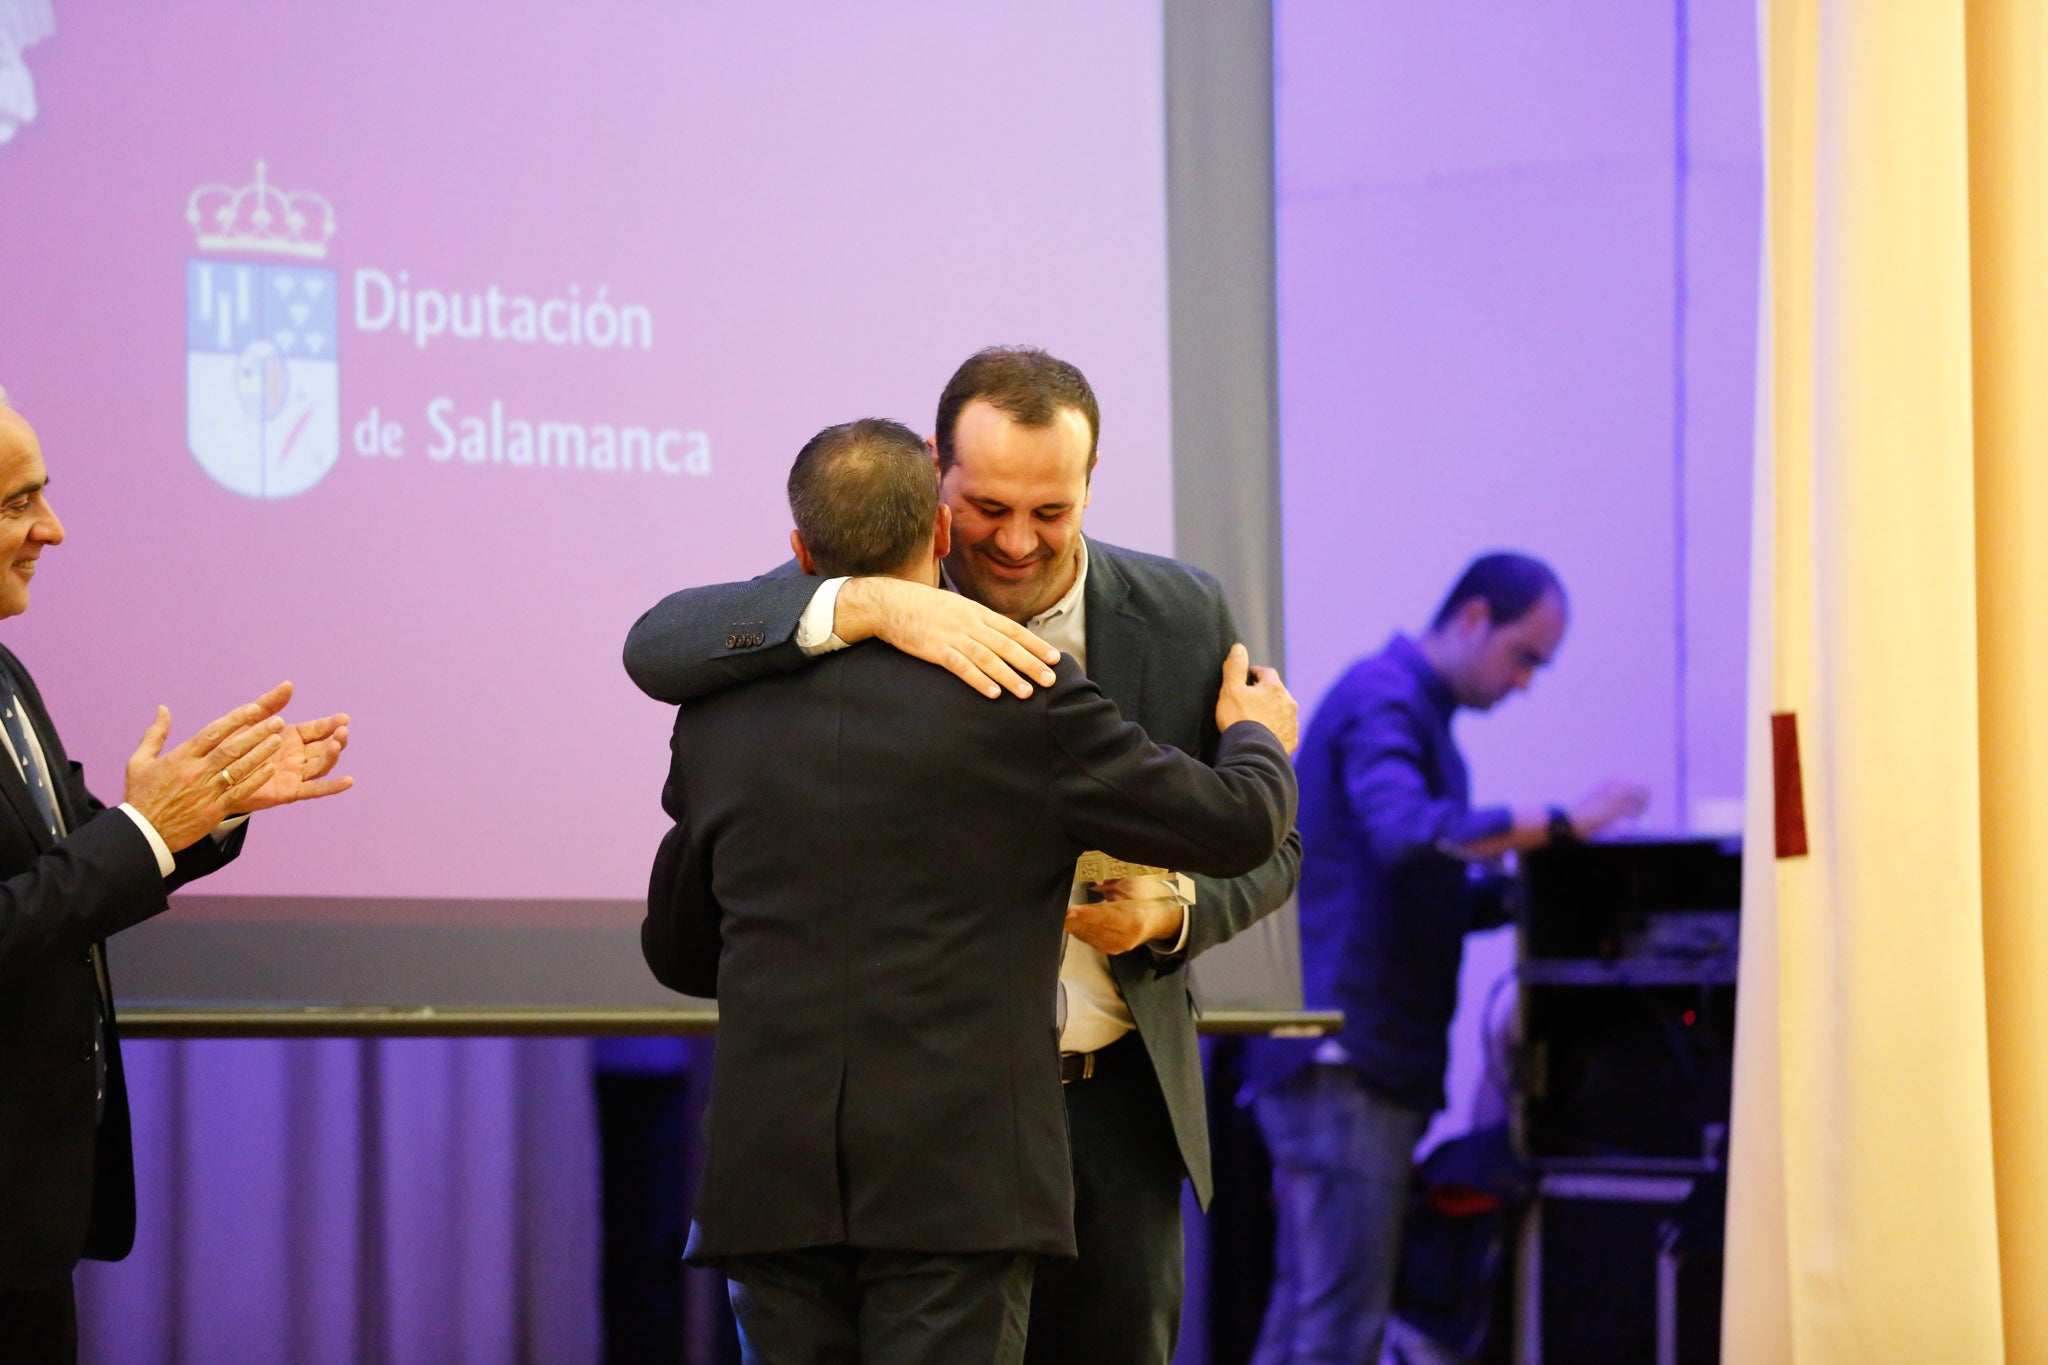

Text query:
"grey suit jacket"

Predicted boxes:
[[623, 540, 1302, 1205]]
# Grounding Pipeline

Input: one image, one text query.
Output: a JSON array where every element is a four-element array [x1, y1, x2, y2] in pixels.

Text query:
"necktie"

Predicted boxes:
[[0, 687, 60, 840], [2, 685, 106, 1120]]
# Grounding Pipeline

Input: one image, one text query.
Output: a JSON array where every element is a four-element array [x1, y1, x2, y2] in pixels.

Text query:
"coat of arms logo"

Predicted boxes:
[[0, 0, 55, 147], [184, 161, 339, 498]]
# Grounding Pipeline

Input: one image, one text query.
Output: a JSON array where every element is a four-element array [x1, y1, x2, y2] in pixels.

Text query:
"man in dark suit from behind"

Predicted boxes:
[[626, 349, 1305, 1364], [0, 389, 354, 1364], [641, 418, 1300, 1364]]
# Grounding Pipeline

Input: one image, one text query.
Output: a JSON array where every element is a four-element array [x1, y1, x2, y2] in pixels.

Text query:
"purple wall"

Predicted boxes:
[[1275, 0, 1759, 1139]]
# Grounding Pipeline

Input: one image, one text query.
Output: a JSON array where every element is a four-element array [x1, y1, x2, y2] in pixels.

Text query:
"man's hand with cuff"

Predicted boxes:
[[1065, 873, 1194, 957], [806, 575, 1061, 700], [120, 680, 353, 858]]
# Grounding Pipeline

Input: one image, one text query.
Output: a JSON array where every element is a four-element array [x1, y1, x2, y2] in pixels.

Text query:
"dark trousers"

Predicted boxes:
[[1023, 1032, 1187, 1365], [0, 1277, 77, 1365], [726, 1246, 1034, 1365], [597, 1069, 693, 1363]]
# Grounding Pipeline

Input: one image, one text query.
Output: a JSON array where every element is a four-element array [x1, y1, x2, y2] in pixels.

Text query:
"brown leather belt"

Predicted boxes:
[[1059, 1051, 1097, 1084]]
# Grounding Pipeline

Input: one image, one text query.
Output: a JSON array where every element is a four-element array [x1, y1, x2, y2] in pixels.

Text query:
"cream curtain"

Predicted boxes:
[[1727, 1, 2048, 1359]]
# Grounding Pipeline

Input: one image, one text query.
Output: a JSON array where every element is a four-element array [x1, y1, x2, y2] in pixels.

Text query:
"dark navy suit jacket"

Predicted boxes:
[[643, 646, 1295, 1259], [0, 644, 245, 1288], [624, 541, 1303, 1206]]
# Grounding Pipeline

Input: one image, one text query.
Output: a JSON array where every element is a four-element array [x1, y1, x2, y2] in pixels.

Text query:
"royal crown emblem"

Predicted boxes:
[[185, 160, 337, 260], [184, 160, 341, 498]]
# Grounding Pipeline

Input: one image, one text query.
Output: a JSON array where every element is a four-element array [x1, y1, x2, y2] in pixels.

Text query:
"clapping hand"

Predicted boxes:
[[230, 683, 352, 814], [122, 681, 353, 852]]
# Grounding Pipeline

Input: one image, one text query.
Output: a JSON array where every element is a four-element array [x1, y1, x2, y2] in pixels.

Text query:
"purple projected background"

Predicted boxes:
[[1275, 0, 1760, 1142], [0, 2, 1172, 915]]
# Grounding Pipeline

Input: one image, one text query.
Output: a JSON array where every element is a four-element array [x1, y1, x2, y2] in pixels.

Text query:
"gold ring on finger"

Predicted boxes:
[[216, 768, 234, 790]]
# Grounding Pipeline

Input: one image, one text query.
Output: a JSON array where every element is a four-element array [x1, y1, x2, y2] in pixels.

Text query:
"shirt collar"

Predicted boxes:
[[1026, 537, 1090, 631], [1389, 632, 1458, 720]]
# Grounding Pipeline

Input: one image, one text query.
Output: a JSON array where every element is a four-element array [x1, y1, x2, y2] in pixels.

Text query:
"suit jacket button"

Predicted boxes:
[[80, 1044, 94, 1061]]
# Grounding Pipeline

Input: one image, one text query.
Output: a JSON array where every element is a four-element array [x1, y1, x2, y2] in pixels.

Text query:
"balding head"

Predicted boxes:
[[786, 418, 948, 582]]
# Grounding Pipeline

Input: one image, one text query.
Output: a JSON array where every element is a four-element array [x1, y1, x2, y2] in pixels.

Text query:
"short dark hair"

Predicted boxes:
[[787, 419, 939, 578], [1430, 552, 1565, 629], [933, 346, 1101, 476]]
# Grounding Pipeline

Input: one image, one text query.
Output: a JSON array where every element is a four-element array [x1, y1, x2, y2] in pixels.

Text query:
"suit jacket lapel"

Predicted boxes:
[[0, 660, 57, 852], [0, 755, 53, 851], [1082, 544, 1145, 720]]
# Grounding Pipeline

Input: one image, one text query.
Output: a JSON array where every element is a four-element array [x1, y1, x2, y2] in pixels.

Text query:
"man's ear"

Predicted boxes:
[[790, 529, 818, 577], [932, 502, 953, 561], [1457, 595, 1492, 637]]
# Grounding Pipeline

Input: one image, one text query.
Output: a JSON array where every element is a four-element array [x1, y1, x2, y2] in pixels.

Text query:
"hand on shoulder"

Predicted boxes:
[[838, 577, 1061, 700]]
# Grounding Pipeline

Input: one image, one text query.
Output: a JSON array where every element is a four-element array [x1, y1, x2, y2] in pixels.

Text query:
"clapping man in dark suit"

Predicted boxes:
[[640, 417, 1299, 1362], [626, 350, 1303, 1362], [0, 390, 353, 1364]]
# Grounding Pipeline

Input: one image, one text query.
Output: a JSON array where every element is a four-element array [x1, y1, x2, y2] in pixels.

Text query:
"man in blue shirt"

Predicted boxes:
[[1244, 552, 1648, 1364]]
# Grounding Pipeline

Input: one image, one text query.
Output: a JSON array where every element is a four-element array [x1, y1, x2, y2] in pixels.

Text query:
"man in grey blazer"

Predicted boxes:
[[625, 349, 1303, 1363]]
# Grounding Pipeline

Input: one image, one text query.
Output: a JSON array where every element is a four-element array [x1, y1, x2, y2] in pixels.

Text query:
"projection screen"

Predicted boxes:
[[0, 0, 1308, 1030]]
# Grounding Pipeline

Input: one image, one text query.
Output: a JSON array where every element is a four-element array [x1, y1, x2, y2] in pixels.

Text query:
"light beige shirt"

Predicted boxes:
[[1016, 541, 1138, 1053]]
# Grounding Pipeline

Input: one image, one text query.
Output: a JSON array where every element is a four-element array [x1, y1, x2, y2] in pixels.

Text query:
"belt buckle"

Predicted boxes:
[[1060, 1051, 1096, 1085]]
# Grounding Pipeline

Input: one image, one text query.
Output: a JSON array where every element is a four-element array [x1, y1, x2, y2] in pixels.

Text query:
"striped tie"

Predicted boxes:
[[0, 687, 59, 840]]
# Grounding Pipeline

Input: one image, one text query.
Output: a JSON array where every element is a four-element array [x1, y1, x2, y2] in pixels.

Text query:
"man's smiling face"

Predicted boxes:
[[0, 405, 64, 621], [938, 398, 1092, 623]]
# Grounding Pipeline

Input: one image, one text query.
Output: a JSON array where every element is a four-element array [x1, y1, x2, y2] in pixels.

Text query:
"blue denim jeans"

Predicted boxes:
[[1252, 1065, 1431, 1365]]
